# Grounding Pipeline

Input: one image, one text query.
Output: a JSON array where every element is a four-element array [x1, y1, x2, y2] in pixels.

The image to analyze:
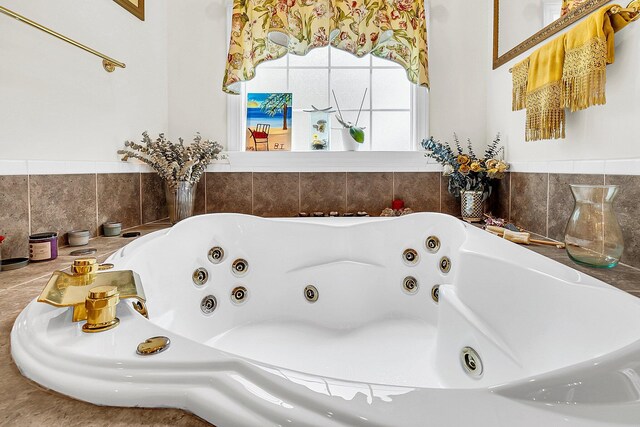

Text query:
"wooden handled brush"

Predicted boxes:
[[486, 226, 566, 249]]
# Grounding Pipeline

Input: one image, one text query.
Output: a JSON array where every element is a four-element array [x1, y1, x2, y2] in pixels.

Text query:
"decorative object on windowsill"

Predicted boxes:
[[304, 106, 335, 151], [422, 134, 509, 223], [118, 132, 223, 224], [222, 0, 429, 94], [333, 90, 366, 151], [565, 184, 624, 268], [246, 93, 293, 151], [511, 3, 639, 141]]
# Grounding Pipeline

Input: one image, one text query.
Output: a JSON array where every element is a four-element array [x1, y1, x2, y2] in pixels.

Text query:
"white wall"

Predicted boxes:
[[0, 0, 489, 163], [0, 0, 168, 162], [429, 0, 489, 145], [166, 0, 228, 147], [487, 0, 640, 162]]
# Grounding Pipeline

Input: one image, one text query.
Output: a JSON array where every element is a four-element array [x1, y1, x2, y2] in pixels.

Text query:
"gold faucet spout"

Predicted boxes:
[[37, 258, 148, 326]]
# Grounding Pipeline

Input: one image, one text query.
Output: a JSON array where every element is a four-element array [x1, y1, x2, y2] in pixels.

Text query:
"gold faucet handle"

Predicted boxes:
[[71, 258, 114, 274], [82, 285, 120, 333]]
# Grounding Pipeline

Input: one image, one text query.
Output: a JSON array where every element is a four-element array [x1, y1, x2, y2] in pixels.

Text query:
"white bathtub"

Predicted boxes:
[[11, 213, 640, 426]]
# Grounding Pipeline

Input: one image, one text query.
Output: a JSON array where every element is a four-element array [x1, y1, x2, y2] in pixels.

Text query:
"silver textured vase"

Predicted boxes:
[[165, 181, 198, 224], [461, 190, 484, 222]]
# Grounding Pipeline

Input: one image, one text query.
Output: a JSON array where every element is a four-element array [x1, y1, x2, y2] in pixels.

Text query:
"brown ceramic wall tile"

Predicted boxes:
[[194, 175, 206, 216], [0, 176, 29, 259], [488, 173, 510, 220], [300, 173, 346, 214], [97, 173, 141, 232], [29, 174, 97, 245], [440, 175, 461, 217], [606, 175, 640, 268], [206, 172, 252, 214], [548, 174, 604, 242], [510, 172, 548, 236], [141, 173, 167, 223], [346, 172, 393, 215], [393, 172, 440, 212], [253, 173, 299, 217]]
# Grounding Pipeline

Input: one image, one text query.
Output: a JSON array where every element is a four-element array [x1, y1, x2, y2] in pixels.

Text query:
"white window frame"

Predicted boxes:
[[224, 1, 432, 171]]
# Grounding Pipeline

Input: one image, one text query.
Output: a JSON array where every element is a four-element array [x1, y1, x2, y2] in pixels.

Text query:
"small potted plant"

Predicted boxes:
[[422, 133, 508, 222], [332, 90, 366, 151], [118, 132, 223, 224]]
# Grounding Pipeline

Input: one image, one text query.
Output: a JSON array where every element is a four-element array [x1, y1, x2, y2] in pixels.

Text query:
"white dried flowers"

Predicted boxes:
[[118, 132, 223, 188]]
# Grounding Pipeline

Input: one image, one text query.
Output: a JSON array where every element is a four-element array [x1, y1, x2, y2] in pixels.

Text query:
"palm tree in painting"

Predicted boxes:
[[260, 93, 292, 130]]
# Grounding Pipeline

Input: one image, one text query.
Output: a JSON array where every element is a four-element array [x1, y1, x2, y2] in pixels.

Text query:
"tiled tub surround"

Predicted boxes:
[[497, 172, 640, 270], [1, 171, 457, 260], [0, 173, 167, 260]]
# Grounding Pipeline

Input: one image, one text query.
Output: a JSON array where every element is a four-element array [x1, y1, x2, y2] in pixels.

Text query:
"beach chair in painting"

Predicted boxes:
[[248, 124, 270, 151]]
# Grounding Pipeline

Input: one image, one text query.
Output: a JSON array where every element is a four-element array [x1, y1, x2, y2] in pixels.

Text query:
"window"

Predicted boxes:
[[226, 11, 429, 153]]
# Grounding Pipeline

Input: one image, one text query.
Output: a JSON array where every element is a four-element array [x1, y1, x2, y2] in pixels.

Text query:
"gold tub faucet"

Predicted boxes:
[[37, 258, 148, 332]]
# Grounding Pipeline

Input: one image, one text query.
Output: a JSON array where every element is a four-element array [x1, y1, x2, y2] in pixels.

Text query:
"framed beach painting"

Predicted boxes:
[[246, 93, 293, 151], [114, 0, 145, 21]]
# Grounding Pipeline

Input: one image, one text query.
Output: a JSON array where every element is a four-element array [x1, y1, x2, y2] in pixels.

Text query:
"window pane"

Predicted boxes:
[[245, 68, 288, 93], [289, 69, 329, 109], [330, 68, 370, 110], [289, 48, 329, 67], [330, 47, 370, 67], [291, 111, 308, 151], [371, 111, 411, 151], [372, 69, 411, 110]]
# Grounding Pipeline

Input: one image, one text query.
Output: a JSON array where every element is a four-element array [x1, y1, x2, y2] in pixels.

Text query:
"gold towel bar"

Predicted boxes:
[[0, 6, 126, 72], [508, 0, 640, 73]]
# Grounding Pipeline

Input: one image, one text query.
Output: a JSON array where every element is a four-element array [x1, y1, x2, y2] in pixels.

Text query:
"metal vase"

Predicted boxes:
[[461, 190, 484, 222], [165, 181, 198, 224]]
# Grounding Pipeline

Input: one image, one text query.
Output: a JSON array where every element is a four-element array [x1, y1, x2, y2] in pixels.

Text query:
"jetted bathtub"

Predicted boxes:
[[11, 213, 640, 426]]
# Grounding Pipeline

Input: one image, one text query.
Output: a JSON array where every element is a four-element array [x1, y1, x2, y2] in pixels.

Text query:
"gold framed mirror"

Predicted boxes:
[[493, 0, 611, 69], [114, 0, 145, 21]]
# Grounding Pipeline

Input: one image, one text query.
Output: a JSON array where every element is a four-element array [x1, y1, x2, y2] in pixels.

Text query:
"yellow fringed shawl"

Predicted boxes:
[[525, 36, 566, 142], [512, 58, 529, 111], [563, 4, 634, 111]]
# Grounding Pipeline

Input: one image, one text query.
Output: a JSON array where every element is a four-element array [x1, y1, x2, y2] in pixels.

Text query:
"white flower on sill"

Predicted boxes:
[[443, 164, 454, 176]]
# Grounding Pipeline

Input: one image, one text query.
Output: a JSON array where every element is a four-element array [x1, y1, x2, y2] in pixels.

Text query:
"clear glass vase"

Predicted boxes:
[[165, 181, 198, 224], [565, 184, 624, 268]]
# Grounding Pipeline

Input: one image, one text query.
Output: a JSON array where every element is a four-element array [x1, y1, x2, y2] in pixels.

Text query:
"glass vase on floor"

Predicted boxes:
[[165, 181, 198, 224], [564, 184, 624, 268], [461, 190, 484, 222]]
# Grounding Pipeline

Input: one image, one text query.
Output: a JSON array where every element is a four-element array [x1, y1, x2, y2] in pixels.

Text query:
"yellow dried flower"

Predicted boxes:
[[459, 164, 471, 175], [496, 161, 508, 173], [487, 168, 499, 175], [470, 162, 483, 172], [457, 155, 470, 165], [486, 159, 498, 169]]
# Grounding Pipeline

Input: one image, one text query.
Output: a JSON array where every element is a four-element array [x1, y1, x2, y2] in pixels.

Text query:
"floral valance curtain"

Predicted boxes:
[[223, 0, 429, 94]]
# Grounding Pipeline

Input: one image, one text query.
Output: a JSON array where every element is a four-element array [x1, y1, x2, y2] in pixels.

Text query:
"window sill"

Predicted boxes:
[[206, 151, 442, 172]]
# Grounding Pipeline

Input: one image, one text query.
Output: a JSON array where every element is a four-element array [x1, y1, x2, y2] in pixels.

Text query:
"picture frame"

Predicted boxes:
[[114, 0, 145, 21]]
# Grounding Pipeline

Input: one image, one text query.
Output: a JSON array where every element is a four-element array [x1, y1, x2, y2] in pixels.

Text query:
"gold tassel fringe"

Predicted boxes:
[[525, 81, 566, 141], [562, 36, 608, 112], [512, 58, 529, 111]]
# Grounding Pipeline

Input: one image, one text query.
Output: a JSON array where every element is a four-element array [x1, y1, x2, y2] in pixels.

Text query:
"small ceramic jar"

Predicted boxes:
[[68, 230, 90, 246], [103, 222, 122, 237], [29, 232, 58, 262]]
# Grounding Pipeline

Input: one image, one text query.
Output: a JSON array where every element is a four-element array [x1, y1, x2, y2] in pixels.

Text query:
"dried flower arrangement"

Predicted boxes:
[[421, 133, 509, 201], [118, 132, 223, 187]]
